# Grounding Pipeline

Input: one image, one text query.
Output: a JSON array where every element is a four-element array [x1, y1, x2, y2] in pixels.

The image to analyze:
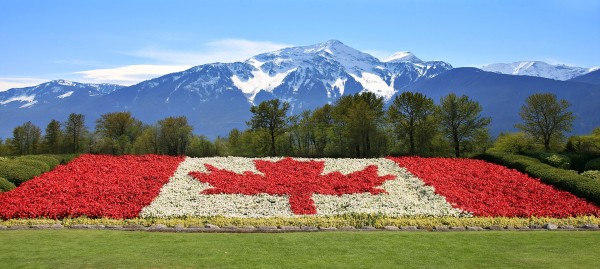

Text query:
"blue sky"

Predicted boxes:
[[1, 0, 599, 90]]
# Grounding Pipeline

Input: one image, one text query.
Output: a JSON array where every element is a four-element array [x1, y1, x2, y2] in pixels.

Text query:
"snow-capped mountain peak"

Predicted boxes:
[[384, 51, 423, 63], [481, 61, 591, 81]]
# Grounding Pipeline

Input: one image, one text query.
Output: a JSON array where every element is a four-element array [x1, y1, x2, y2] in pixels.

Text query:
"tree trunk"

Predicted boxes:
[[453, 132, 460, 157], [270, 131, 276, 156]]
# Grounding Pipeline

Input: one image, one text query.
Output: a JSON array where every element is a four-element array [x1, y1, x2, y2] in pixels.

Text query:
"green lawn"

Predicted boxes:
[[1, 230, 598, 268]]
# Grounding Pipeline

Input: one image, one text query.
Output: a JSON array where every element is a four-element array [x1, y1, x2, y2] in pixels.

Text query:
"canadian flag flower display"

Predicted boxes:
[[0, 154, 599, 220]]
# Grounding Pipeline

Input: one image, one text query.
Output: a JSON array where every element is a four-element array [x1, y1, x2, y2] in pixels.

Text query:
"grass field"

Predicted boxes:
[[1, 230, 599, 268]]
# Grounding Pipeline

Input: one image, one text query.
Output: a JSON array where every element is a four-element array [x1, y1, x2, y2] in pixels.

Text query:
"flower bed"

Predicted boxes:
[[140, 157, 465, 218], [389, 157, 600, 218], [0, 154, 183, 219], [1, 155, 598, 220]]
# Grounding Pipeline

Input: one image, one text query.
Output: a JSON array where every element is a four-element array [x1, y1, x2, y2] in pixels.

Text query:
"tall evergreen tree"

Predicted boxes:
[[64, 113, 87, 153], [44, 119, 62, 154]]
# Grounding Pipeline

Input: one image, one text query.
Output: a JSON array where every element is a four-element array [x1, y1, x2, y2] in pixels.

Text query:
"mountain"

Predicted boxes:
[[1, 40, 598, 140], [568, 68, 600, 86], [0, 80, 124, 138], [481, 61, 595, 81], [90, 40, 452, 137], [404, 68, 600, 135]]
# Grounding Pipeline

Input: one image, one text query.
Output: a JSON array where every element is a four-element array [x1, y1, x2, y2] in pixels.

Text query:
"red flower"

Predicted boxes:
[[0, 154, 184, 219], [389, 157, 600, 217]]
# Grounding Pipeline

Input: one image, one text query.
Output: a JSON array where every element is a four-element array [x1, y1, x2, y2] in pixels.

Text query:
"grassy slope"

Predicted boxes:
[[1, 230, 599, 268]]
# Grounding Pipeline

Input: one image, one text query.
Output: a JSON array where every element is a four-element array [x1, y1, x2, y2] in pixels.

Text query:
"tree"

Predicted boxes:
[[12, 121, 42, 155], [438, 93, 491, 157], [492, 132, 535, 154], [332, 93, 387, 157], [133, 125, 160, 154], [311, 104, 334, 156], [44, 119, 62, 154], [248, 99, 290, 156], [515, 93, 575, 150], [64, 113, 87, 153], [95, 112, 143, 154], [157, 116, 192, 155], [388, 92, 436, 155]]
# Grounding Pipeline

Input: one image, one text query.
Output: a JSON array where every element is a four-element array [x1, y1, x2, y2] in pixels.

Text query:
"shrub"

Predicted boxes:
[[0, 162, 42, 185], [491, 132, 534, 154], [539, 153, 571, 170], [581, 171, 600, 180], [476, 151, 600, 206], [14, 159, 51, 173], [18, 155, 60, 170], [0, 177, 16, 192], [585, 158, 600, 171]]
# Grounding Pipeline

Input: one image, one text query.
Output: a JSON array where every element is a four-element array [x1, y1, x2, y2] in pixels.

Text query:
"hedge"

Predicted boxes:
[[17, 155, 60, 170], [476, 151, 600, 206], [538, 153, 571, 170], [14, 159, 51, 173], [585, 158, 600, 171], [0, 177, 16, 192], [0, 162, 42, 186]]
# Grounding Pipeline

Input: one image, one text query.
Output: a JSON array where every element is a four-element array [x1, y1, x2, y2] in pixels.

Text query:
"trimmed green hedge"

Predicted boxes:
[[17, 155, 60, 170], [14, 159, 50, 173], [0, 177, 16, 192], [582, 170, 600, 180], [0, 162, 42, 186], [476, 151, 600, 206], [585, 158, 600, 171], [538, 153, 571, 170]]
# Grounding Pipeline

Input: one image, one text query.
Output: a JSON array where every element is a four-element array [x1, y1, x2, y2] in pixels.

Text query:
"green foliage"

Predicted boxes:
[[491, 132, 535, 154], [157, 116, 193, 156], [64, 113, 88, 153], [44, 119, 63, 154], [12, 121, 42, 155], [581, 170, 600, 180], [477, 151, 600, 205], [248, 99, 290, 156], [0, 177, 16, 192], [538, 153, 571, 170], [438, 93, 491, 157], [17, 155, 60, 170], [0, 161, 42, 185], [388, 92, 437, 155], [585, 158, 600, 171], [95, 112, 144, 155], [516, 93, 575, 150], [14, 158, 51, 173]]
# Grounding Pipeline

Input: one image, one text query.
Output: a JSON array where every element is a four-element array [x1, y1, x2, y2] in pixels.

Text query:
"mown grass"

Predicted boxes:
[[1, 230, 599, 268]]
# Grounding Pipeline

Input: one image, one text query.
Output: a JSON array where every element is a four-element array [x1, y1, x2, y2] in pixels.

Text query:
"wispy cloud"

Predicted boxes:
[[75, 65, 193, 85], [73, 39, 293, 85], [0, 77, 50, 92]]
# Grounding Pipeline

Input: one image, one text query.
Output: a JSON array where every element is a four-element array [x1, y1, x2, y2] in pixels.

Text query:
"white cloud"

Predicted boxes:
[[0, 77, 49, 92], [75, 65, 193, 85], [130, 39, 292, 65], [71, 39, 293, 86]]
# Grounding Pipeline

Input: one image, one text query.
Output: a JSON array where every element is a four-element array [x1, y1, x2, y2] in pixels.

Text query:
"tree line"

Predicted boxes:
[[0, 91, 578, 158]]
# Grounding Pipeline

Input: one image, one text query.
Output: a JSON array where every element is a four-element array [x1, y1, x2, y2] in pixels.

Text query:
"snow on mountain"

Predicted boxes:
[[0, 79, 123, 108], [480, 61, 591, 81], [384, 51, 423, 63], [0, 40, 452, 138]]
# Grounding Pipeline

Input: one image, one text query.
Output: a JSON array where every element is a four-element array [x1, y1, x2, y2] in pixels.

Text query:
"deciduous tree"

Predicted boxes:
[[515, 93, 575, 150], [438, 93, 491, 157]]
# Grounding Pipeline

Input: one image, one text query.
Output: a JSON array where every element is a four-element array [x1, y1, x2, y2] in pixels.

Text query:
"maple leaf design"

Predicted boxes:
[[188, 158, 395, 215]]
